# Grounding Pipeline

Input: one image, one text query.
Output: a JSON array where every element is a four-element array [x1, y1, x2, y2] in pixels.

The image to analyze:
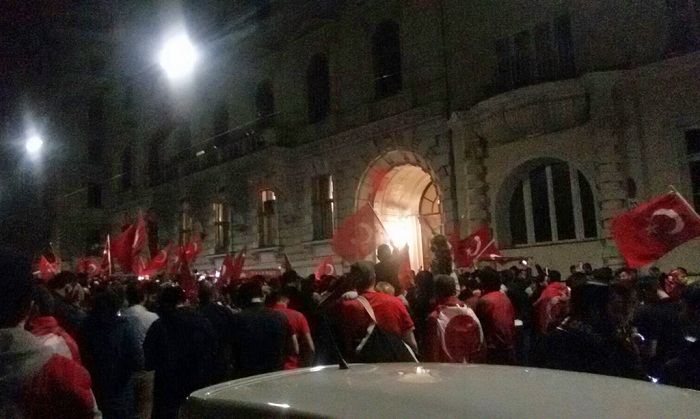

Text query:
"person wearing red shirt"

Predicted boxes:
[[338, 261, 416, 360], [425, 274, 484, 363], [475, 268, 517, 365], [270, 288, 315, 369], [0, 252, 98, 419]]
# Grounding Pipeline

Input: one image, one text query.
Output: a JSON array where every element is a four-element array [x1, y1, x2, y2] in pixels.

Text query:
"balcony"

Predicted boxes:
[[149, 128, 273, 187]]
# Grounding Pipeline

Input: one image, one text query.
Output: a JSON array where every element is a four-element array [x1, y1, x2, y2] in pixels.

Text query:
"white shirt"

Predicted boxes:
[[121, 304, 158, 346]]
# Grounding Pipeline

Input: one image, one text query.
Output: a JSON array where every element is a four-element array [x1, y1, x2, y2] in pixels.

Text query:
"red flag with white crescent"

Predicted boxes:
[[314, 255, 336, 281], [132, 256, 148, 277], [85, 257, 102, 277], [331, 203, 389, 262], [144, 243, 171, 274], [112, 224, 136, 272], [454, 226, 494, 268], [169, 246, 185, 275], [612, 191, 700, 268], [39, 256, 60, 282], [184, 234, 203, 263]]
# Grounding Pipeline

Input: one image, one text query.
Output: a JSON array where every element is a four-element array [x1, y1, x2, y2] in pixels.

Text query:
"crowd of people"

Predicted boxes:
[[2, 245, 700, 418]]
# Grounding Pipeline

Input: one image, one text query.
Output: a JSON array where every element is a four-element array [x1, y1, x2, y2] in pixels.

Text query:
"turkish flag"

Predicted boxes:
[[314, 255, 336, 281], [144, 243, 171, 274], [612, 191, 700, 268], [76, 257, 88, 274], [111, 224, 136, 272], [85, 258, 102, 277], [397, 245, 414, 291], [40, 255, 60, 282], [220, 247, 246, 286], [184, 234, 203, 263], [169, 246, 186, 275], [332, 203, 389, 262], [454, 226, 496, 268], [132, 257, 148, 276], [132, 210, 147, 258]]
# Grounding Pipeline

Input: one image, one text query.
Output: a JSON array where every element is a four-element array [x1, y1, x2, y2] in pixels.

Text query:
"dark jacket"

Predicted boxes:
[[82, 313, 143, 419], [144, 307, 216, 419]]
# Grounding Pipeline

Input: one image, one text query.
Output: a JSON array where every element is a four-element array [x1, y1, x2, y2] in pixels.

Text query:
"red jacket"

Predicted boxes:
[[27, 316, 82, 365], [0, 327, 96, 418], [475, 291, 516, 351]]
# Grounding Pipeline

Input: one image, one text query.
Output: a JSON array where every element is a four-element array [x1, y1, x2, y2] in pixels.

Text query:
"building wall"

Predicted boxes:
[[53, 0, 700, 276]]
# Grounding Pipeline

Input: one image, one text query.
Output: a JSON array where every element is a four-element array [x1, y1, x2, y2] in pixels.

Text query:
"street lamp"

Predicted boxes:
[[158, 34, 198, 81], [25, 135, 43, 155]]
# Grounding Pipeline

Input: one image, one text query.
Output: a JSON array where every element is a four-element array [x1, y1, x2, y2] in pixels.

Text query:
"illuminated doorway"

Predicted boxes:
[[372, 164, 442, 270]]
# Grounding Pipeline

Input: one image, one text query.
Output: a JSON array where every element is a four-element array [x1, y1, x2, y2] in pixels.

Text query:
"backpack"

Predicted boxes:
[[435, 304, 484, 363], [354, 296, 418, 363]]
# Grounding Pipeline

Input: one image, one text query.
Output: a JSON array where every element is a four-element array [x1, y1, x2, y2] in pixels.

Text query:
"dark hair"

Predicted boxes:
[[434, 274, 457, 299], [350, 261, 375, 291], [237, 281, 264, 308], [569, 283, 610, 322], [268, 286, 296, 304], [32, 285, 55, 317], [500, 269, 515, 284], [0, 252, 33, 327], [548, 270, 562, 282], [566, 272, 588, 288], [92, 287, 122, 317], [126, 283, 145, 306], [198, 281, 214, 304], [159, 286, 186, 314], [377, 244, 392, 262], [479, 267, 501, 293]]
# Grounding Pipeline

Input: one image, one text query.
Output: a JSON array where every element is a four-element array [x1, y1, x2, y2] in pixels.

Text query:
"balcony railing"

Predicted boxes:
[[148, 129, 269, 187]]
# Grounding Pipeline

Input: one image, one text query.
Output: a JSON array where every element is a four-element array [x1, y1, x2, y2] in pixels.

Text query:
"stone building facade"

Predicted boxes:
[[53, 0, 700, 275]]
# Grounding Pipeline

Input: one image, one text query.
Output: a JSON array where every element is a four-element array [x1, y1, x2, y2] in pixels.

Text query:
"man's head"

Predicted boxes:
[[350, 260, 376, 292], [237, 281, 264, 308], [92, 287, 122, 317], [434, 274, 458, 300], [126, 283, 145, 307], [478, 267, 501, 293], [375, 281, 395, 296], [31, 285, 55, 318], [670, 267, 689, 286], [159, 286, 186, 314], [548, 270, 562, 283], [269, 287, 294, 306], [0, 251, 33, 328], [198, 281, 215, 305], [377, 244, 392, 262]]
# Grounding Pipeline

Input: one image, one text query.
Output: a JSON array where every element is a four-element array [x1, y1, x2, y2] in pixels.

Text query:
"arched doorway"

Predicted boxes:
[[371, 164, 442, 270]]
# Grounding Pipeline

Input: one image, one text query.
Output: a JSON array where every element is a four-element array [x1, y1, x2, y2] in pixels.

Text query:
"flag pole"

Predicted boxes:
[[107, 234, 112, 276], [367, 203, 394, 245], [669, 185, 700, 221]]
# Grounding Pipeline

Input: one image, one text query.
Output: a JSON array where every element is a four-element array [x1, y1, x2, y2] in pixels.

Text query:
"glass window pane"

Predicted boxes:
[[578, 172, 598, 238], [552, 163, 576, 240], [530, 166, 552, 242], [513, 31, 532, 88], [689, 161, 700, 211], [510, 181, 527, 245], [535, 23, 554, 82], [686, 129, 700, 155], [554, 15, 576, 78]]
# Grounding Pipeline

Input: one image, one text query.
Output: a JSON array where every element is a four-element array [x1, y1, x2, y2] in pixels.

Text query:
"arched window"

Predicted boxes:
[[307, 54, 330, 124], [372, 20, 402, 98], [255, 81, 275, 128], [508, 161, 597, 246]]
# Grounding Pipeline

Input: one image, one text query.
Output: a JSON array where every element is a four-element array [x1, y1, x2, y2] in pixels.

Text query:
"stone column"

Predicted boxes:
[[589, 73, 628, 269], [450, 114, 491, 235]]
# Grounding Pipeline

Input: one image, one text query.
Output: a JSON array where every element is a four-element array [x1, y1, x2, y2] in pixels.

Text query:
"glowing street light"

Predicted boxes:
[[158, 34, 198, 80], [26, 135, 43, 155]]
